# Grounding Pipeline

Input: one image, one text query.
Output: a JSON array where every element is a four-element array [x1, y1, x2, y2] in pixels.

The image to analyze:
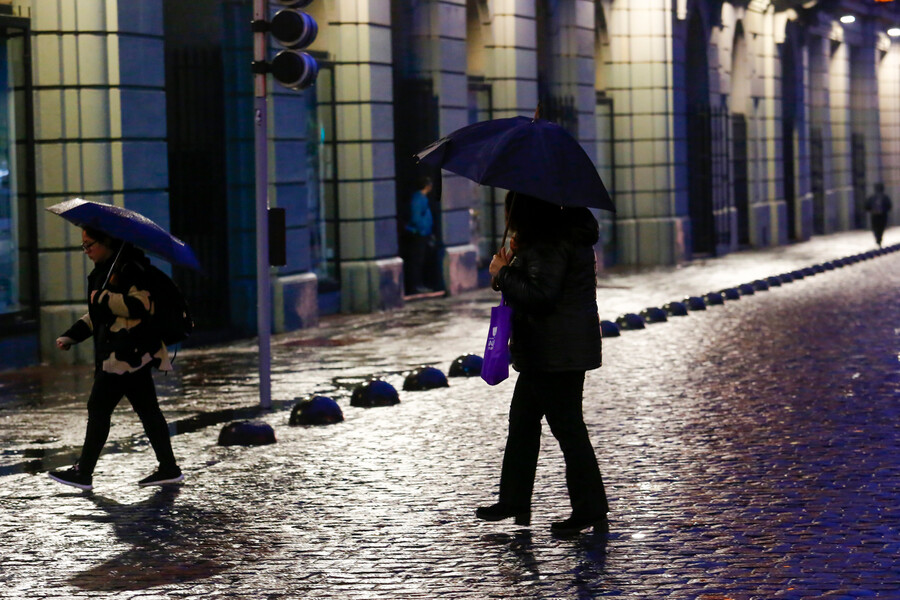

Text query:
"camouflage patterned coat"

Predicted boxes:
[[60, 247, 172, 375]]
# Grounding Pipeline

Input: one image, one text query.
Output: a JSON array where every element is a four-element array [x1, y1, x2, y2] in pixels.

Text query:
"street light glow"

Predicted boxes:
[[889, 27, 900, 37], [840, 15, 856, 24]]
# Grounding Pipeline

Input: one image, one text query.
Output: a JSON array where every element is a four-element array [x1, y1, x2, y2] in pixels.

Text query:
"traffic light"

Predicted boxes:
[[255, 0, 319, 91]]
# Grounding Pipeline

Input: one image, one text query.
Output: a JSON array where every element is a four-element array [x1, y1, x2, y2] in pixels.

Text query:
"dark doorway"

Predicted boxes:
[[732, 114, 749, 246], [851, 133, 866, 229], [685, 12, 715, 255], [164, 1, 231, 339], [392, 78, 441, 293], [810, 127, 825, 234], [305, 62, 340, 296], [780, 32, 799, 240], [467, 79, 497, 272]]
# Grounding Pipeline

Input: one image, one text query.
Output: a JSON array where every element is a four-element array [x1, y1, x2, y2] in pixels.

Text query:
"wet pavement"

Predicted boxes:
[[1, 229, 898, 599]]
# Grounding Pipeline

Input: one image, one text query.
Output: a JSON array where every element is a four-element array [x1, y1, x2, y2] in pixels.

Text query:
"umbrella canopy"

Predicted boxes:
[[47, 199, 202, 271], [415, 116, 614, 212]]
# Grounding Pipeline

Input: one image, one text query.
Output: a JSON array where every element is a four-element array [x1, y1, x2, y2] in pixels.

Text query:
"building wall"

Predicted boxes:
[[12, 0, 900, 368]]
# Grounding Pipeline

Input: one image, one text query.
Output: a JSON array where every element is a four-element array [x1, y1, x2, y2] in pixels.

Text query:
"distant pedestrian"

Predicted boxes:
[[402, 175, 436, 294], [865, 182, 892, 247], [48, 228, 183, 491], [477, 192, 608, 536]]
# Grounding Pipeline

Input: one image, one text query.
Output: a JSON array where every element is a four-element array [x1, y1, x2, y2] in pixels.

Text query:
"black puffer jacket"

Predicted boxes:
[[495, 213, 602, 373], [60, 247, 171, 375]]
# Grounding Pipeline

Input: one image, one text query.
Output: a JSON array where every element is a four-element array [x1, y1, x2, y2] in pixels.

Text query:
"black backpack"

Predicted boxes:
[[146, 265, 194, 346]]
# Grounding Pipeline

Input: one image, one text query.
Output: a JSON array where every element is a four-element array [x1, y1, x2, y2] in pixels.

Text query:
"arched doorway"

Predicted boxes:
[[780, 22, 802, 241], [685, 10, 715, 255], [391, 0, 441, 294], [731, 22, 750, 247]]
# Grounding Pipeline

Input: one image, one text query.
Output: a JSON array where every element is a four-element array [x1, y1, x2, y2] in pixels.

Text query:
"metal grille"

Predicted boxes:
[[732, 113, 750, 246], [810, 127, 825, 234], [165, 46, 231, 333]]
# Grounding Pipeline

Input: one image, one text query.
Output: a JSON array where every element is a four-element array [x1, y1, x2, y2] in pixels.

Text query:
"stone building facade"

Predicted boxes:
[[1, 0, 898, 367]]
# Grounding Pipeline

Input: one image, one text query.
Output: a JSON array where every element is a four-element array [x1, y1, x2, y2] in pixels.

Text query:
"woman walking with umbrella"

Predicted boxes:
[[475, 192, 608, 535], [46, 201, 193, 491], [416, 111, 614, 534]]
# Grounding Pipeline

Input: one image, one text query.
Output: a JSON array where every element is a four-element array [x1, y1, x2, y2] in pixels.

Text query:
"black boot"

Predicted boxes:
[[475, 503, 531, 526], [550, 513, 608, 536]]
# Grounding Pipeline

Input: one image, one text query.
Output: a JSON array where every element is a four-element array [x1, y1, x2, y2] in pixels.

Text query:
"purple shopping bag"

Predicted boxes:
[[481, 295, 512, 385]]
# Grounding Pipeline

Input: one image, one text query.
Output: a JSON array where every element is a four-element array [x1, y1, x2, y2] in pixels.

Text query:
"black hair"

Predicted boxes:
[[417, 175, 433, 191], [83, 227, 123, 250], [504, 191, 597, 248]]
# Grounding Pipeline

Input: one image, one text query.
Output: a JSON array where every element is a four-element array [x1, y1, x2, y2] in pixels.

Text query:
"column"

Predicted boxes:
[[611, 0, 686, 265], [34, 0, 168, 364], [331, 0, 402, 312]]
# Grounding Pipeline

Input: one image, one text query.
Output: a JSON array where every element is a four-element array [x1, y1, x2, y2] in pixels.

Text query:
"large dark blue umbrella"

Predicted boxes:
[[415, 116, 614, 212], [47, 199, 202, 271]]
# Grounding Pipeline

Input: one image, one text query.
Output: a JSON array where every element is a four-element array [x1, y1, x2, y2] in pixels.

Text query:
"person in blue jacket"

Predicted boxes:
[[403, 176, 435, 294]]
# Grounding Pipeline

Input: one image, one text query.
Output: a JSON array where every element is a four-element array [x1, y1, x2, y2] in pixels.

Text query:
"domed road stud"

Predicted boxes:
[[600, 320, 621, 337], [683, 296, 707, 311], [218, 420, 277, 446], [351, 379, 400, 407], [640, 307, 668, 323], [403, 366, 450, 391], [289, 396, 343, 425], [449, 354, 483, 377], [616, 313, 646, 330], [664, 301, 688, 316]]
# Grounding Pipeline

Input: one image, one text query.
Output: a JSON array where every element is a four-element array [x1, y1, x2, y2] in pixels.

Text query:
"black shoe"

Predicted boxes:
[[48, 466, 93, 491], [475, 503, 531, 526], [550, 514, 608, 537], [138, 466, 184, 487]]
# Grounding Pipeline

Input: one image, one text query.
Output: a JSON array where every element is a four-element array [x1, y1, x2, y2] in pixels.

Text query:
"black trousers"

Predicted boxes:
[[78, 366, 177, 475], [498, 370, 609, 517], [871, 213, 888, 245], [403, 232, 430, 292]]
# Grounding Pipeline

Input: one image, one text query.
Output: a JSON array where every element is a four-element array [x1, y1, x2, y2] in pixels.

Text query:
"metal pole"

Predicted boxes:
[[254, 0, 272, 409]]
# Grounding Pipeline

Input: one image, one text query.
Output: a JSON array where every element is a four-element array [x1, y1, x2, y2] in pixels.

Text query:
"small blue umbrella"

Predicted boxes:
[[47, 198, 202, 271], [415, 116, 614, 212]]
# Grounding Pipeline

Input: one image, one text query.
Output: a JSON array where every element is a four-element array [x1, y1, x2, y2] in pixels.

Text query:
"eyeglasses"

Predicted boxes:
[[81, 240, 98, 252]]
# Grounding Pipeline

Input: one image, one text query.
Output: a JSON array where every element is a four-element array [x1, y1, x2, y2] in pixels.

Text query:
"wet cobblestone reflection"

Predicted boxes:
[[0, 231, 898, 598]]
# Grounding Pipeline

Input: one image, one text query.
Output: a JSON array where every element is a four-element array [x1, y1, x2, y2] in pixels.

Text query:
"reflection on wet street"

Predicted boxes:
[[0, 232, 898, 598]]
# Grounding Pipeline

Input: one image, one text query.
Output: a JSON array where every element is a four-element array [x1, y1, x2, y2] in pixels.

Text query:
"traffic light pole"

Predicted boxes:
[[254, 0, 273, 409]]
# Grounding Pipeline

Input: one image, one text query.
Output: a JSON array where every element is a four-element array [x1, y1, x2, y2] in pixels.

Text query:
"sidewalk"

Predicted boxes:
[[1, 228, 897, 600], [0, 229, 893, 450]]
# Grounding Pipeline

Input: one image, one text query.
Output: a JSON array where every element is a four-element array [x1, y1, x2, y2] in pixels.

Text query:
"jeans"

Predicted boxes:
[[78, 366, 177, 475], [498, 370, 609, 517]]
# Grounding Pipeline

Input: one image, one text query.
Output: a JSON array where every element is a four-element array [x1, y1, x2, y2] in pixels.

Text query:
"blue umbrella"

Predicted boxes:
[[415, 116, 614, 212], [47, 199, 202, 271]]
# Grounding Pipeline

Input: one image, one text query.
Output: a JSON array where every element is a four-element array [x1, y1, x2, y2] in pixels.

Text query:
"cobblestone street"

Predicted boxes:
[[1, 230, 898, 599]]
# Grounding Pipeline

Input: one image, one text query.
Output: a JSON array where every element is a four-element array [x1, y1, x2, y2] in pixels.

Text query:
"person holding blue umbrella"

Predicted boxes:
[[47, 223, 185, 491]]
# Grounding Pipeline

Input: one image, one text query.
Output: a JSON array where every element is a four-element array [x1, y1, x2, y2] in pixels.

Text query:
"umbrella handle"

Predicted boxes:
[[101, 243, 127, 290]]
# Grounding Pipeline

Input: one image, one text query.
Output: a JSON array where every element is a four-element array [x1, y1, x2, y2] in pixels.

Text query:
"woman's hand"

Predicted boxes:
[[489, 246, 511, 278], [56, 337, 74, 351]]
